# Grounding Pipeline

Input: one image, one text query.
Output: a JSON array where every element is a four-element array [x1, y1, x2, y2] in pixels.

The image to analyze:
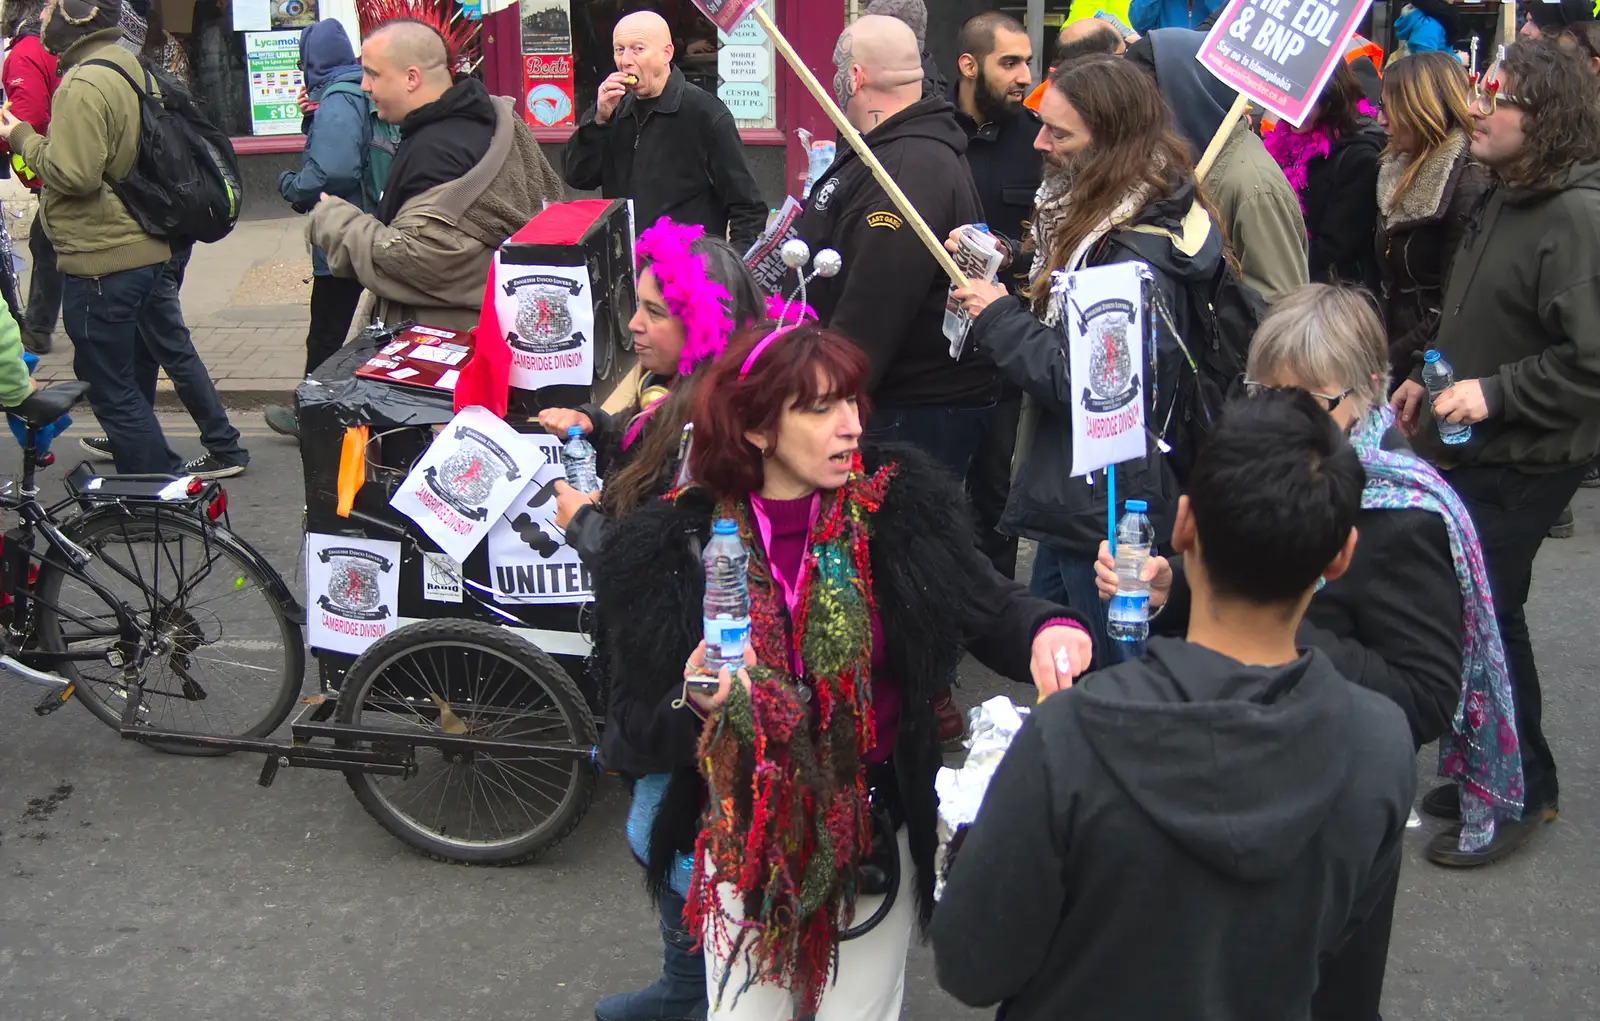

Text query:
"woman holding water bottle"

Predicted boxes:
[[537, 218, 764, 1021], [1096, 284, 1523, 1021], [538, 219, 764, 555], [591, 322, 1091, 1021]]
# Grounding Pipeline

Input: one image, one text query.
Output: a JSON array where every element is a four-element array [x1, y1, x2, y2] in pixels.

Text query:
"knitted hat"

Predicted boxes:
[[863, 0, 927, 48]]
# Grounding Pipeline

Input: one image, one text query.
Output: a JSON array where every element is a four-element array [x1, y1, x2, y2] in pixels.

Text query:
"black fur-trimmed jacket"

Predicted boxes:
[[590, 441, 1081, 923]]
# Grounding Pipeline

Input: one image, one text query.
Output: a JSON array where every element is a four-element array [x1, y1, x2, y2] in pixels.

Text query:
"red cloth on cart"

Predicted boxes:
[[506, 199, 616, 246], [455, 272, 511, 417]]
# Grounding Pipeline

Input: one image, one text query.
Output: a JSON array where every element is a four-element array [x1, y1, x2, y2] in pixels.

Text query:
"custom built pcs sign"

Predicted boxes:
[[1197, 0, 1373, 128]]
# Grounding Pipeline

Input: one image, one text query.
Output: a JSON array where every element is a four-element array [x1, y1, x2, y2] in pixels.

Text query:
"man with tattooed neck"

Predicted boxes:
[[795, 13, 990, 746], [796, 15, 991, 479]]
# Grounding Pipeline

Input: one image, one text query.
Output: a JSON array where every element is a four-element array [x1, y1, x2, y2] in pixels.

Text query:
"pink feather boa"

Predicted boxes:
[[634, 218, 735, 377], [1264, 99, 1379, 224]]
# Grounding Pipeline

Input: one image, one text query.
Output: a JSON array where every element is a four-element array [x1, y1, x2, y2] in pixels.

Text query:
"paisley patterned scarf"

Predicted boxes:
[[1350, 407, 1524, 850], [685, 456, 895, 1017]]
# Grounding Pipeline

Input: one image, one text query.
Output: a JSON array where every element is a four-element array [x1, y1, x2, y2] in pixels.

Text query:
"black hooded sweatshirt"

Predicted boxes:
[[932, 638, 1416, 1021], [794, 97, 995, 408], [377, 77, 497, 225]]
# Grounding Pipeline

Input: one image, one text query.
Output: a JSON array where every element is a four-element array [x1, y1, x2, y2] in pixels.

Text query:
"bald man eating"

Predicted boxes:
[[309, 18, 563, 333], [563, 10, 766, 251]]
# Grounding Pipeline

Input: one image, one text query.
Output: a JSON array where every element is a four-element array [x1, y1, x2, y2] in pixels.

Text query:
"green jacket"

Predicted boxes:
[[0, 302, 31, 408], [10, 30, 169, 277], [1420, 162, 1600, 470], [1208, 120, 1309, 306]]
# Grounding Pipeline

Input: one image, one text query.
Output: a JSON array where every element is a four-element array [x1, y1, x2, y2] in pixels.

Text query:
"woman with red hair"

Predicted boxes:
[[590, 322, 1092, 1020]]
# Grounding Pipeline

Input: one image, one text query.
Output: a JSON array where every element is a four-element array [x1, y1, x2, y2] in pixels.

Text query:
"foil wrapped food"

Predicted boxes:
[[934, 695, 1030, 899]]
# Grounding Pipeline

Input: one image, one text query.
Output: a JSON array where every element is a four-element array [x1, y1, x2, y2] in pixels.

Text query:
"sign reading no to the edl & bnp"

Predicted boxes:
[[1197, 0, 1373, 128]]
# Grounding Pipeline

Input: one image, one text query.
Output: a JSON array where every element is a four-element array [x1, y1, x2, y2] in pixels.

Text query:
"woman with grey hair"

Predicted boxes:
[[1096, 283, 1525, 1020]]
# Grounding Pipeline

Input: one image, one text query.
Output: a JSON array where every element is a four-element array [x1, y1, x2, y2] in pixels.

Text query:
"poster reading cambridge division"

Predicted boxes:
[[1059, 262, 1149, 478], [306, 533, 401, 655], [245, 31, 304, 136]]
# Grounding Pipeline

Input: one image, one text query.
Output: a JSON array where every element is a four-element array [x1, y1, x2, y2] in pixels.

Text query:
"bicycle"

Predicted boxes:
[[1, 381, 306, 750]]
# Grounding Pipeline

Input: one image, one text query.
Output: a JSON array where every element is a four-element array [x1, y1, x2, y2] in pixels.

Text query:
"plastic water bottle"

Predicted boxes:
[[1422, 350, 1472, 446], [1108, 499, 1155, 646], [703, 519, 751, 675], [561, 426, 601, 492]]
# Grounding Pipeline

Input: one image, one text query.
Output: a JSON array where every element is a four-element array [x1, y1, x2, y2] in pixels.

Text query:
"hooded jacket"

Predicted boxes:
[[1153, 428, 1463, 749], [590, 441, 1078, 920], [1135, 28, 1307, 304], [563, 66, 767, 252], [1416, 162, 1600, 469], [1376, 133, 1490, 382], [278, 20, 367, 275], [1, 30, 59, 191], [308, 85, 565, 332], [932, 638, 1415, 1021], [11, 28, 170, 276], [971, 182, 1222, 555], [795, 97, 995, 408]]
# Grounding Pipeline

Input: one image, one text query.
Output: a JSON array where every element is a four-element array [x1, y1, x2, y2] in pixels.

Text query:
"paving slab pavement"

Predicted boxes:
[[3, 177, 313, 405]]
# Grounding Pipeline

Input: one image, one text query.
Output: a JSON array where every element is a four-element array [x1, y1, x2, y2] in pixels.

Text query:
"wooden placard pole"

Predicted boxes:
[[751, 6, 970, 287], [1196, 93, 1250, 182]]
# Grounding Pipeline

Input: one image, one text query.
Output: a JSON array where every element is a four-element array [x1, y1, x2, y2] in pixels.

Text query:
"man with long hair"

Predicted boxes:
[[952, 53, 1229, 662], [1393, 39, 1600, 866]]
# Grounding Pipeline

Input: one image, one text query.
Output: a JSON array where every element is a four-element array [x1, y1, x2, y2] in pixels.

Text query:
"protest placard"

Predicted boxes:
[[1054, 263, 1149, 478], [1197, 0, 1374, 128]]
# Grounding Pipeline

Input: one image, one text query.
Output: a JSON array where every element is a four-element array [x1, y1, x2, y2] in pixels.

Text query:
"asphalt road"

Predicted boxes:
[[1, 412, 1596, 1020]]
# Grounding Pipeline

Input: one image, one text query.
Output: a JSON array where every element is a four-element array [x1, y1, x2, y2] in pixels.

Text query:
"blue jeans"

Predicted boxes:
[[64, 264, 181, 475], [1029, 542, 1110, 667], [132, 247, 247, 466], [865, 403, 994, 480]]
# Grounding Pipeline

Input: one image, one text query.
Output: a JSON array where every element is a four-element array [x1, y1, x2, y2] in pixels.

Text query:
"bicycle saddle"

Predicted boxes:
[[9, 381, 91, 427]]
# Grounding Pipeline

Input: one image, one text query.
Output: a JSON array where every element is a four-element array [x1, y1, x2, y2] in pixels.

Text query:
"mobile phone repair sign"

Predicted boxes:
[[1197, 0, 1372, 128]]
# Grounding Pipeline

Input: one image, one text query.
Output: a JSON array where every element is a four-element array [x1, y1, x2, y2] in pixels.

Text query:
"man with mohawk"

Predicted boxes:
[[309, 15, 565, 333]]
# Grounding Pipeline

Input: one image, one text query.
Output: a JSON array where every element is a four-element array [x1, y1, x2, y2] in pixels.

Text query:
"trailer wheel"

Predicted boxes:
[[336, 619, 597, 865]]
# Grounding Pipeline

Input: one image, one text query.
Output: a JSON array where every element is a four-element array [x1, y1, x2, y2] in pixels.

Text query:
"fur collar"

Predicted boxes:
[[1379, 132, 1469, 228]]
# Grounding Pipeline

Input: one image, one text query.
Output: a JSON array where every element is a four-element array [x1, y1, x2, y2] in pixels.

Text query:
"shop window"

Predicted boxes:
[[522, 0, 777, 131], [175, 0, 467, 139]]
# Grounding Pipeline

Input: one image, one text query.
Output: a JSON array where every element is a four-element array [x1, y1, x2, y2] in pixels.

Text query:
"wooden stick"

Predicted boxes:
[[752, 6, 969, 287], [1196, 93, 1250, 182]]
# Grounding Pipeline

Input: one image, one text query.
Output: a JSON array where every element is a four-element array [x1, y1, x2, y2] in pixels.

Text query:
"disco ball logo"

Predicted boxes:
[[527, 84, 572, 126]]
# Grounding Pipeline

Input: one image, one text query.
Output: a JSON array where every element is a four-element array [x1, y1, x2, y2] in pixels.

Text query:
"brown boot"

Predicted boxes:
[[933, 687, 967, 750]]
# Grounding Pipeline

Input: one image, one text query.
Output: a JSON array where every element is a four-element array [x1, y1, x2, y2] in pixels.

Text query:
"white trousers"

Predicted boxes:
[[703, 826, 915, 1021]]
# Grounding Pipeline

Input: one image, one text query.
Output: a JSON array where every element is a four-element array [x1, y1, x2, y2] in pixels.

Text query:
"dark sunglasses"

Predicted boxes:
[[1244, 380, 1354, 413]]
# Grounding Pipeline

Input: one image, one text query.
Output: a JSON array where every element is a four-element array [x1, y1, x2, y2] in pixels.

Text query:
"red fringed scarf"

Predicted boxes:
[[684, 455, 895, 1018]]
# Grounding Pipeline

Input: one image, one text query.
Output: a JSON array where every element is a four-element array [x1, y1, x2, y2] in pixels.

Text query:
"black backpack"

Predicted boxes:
[[1158, 258, 1264, 482], [84, 58, 242, 245]]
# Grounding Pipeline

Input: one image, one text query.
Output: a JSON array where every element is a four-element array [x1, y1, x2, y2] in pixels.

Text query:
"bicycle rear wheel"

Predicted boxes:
[[34, 506, 304, 751], [337, 619, 598, 865]]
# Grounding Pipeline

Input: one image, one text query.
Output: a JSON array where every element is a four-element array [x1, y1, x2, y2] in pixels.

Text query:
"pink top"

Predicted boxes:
[[750, 493, 899, 763]]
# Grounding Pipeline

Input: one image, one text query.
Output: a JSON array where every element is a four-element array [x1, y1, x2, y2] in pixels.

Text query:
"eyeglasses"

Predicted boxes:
[[1470, 68, 1528, 114], [1244, 380, 1355, 412]]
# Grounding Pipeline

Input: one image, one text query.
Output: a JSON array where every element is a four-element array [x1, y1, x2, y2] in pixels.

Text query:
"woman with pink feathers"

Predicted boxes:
[[535, 217, 764, 1021]]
